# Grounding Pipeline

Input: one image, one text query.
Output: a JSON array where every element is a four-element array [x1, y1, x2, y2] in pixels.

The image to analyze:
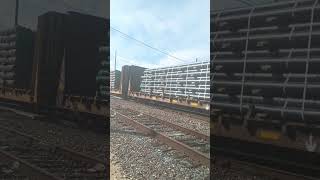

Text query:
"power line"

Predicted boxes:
[[111, 54, 163, 70], [110, 54, 135, 65], [110, 54, 144, 70], [110, 27, 190, 64], [116, 56, 135, 64], [59, 0, 202, 64], [111, 53, 209, 71]]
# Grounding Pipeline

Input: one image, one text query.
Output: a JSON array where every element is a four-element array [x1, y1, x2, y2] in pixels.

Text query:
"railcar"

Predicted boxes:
[[0, 11, 110, 132], [211, 0, 320, 176], [112, 63, 211, 114]]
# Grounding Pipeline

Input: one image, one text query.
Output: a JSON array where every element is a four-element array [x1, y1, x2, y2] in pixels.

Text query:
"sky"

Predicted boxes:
[[110, 0, 210, 71], [0, 0, 109, 30]]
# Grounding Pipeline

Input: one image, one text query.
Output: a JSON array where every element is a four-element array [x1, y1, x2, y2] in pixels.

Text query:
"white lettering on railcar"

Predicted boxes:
[[305, 134, 317, 152]]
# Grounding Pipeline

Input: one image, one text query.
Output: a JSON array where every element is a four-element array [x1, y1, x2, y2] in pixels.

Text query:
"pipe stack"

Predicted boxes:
[[96, 45, 109, 98], [211, 0, 320, 122], [0, 28, 17, 87]]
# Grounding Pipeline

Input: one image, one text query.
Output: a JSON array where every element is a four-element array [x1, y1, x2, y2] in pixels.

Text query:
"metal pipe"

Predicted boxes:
[[15, 0, 19, 26]]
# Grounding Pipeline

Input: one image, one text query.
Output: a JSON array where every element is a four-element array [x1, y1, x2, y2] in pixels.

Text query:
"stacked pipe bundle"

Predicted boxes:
[[0, 28, 15, 87], [63, 12, 109, 98], [110, 70, 121, 91], [140, 62, 210, 101], [0, 26, 34, 89], [96, 46, 109, 97], [211, 0, 320, 123]]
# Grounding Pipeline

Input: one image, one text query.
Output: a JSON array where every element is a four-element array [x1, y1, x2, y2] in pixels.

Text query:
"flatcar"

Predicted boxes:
[[211, 0, 320, 176], [0, 11, 110, 132], [111, 62, 211, 115]]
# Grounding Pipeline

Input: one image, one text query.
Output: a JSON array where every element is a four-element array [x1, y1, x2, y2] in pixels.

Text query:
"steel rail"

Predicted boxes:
[[0, 124, 104, 163], [214, 154, 319, 180], [213, 2, 320, 21], [0, 124, 106, 179], [213, 146, 320, 180], [0, 149, 62, 180], [213, 80, 320, 88], [120, 107, 209, 141], [211, 0, 312, 14], [212, 101, 320, 116], [111, 109, 210, 167], [111, 94, 210, 118], [127, 96, 210, 120], [214, 31, 320, 42]]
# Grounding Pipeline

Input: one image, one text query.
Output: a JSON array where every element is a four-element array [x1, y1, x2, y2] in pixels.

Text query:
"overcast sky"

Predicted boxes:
[[0, 0, 109, 30], [110, 0, 210, 71]]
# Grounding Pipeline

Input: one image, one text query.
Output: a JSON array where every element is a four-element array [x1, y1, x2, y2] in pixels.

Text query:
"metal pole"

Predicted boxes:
[[15, 0, 19, 26], [115, 50, 117, 71]]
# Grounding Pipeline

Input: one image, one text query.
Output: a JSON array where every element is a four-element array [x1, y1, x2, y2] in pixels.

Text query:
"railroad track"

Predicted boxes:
[[111, 95, 210, 121], [213, 150, 319, 180], [111, 106, 210, 167], [0, 125, 107, 180], [213, 136, 320, 180], [130, 98, 210, 119], [130, 99, 210, 123]]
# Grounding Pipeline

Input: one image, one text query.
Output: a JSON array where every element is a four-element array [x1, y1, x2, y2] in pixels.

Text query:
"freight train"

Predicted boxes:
[[0, 11, 109, 131], [211, 0, 320, 176], [111, 62, 210, 115]]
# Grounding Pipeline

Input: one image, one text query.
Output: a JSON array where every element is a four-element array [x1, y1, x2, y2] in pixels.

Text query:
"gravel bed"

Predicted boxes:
[[111, 97, 209, 136], [111, 115, 210, 180], [111, 153, 126, 180], [110, 98, 292, 180], [0, 110, 107, 160]]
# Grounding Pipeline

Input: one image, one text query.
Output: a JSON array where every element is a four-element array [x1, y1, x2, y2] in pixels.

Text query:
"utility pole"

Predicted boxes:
[[15, 0, 19, 26], [114, 50, 117, 72]]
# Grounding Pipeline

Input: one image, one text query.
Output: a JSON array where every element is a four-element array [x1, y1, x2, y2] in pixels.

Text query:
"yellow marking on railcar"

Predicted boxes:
[[190, 102, 199, 107], [258, 130, 281, 140], [172, 100, 178, 104]]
